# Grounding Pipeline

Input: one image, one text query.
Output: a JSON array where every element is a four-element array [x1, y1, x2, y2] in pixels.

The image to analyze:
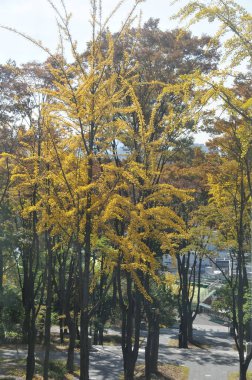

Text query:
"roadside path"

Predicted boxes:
[[0, 314, 250, 379]]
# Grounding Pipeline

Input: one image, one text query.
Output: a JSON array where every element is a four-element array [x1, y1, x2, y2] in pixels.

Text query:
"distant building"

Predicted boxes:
[[215, 258, 230, 276]]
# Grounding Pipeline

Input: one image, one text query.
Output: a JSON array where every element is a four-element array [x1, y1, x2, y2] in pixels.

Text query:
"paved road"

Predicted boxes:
[[96, 314, 251, 379], [0, 314, 250, 379]]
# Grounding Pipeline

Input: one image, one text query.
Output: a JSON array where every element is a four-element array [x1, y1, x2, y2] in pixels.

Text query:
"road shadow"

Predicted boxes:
[[158, 341, 238, 367], [89, 348, 123, 380]]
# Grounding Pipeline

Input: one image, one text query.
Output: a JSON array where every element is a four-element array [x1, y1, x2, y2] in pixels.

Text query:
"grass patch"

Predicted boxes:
[[0, 358, 26, 378], [135, 363, 189, 380], [228, 371, 252, 380], [0, 356, 72, 380], [120, 364, 189, 380], [168, 338, 210, 350], [103, 334, 122, 345], [48, 360, 68, 379]]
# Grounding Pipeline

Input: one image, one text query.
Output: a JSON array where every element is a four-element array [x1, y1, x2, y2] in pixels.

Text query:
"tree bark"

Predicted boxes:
[[0, 247, 4, 341], [145, 313, 160, 379], [43, 233, 53, 380], [26, 307, 36, 380], [65, 258, 77, 373], [80, 309, 90, 380], [187, 313, 193, 342], [239, 362, 248, 380], [66, 309, 76, 373], [79, 156, 93, 380], [119, 271, 141, 380]]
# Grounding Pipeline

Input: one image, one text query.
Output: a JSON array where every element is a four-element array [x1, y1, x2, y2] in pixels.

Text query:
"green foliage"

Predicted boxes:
[[211, 284, 232, 320], [0, 286, 23, 334], [149, 278, 178, 327], [244, 290, 252, 326], [48, 360, 68, 380], [0, 322, 4, 342], [4, 330, 22, 344]]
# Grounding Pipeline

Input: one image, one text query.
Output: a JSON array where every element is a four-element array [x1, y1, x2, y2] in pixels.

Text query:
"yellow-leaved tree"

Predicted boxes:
[[172, 3, 252, 378], [40, 15, 195, 380], [38, 2, 152, 379]]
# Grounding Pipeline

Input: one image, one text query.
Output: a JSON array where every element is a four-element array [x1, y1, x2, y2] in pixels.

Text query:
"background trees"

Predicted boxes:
[[173, 2, 252, 379]]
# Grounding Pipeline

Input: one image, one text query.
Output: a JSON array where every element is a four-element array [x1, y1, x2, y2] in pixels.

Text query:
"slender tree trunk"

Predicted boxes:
[[96, 256, 105, 346], [66, 309, 76, 373], [119, 272, 141, 380], [145, 314, 160, 379], [79, 155, 93, 380], [26, 245, 37, 380], [98, 325, 104, 345], [0, 247, 4, 341], [22, 256, 29, 344], [79, 208, 92, 380], [76, 316, 80, 341], [80, 309, 90, 380], [145, 329, 151, 380], [58, 265, 66, 344], [177, 253, 189, 349], [59, 318, 64, 344], [145, 283, 160, 378], [65, 258, 77, 374], [26, 307, 36, 380], [43, 233, 53, 380], [93, 323, 98, 345], [180, 268, 189, 348], [150, 314, 160, 373]]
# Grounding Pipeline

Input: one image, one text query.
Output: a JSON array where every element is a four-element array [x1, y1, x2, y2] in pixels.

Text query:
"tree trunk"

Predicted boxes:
[[65, 257, 77, 374], [179, 317, 188, 349], [59, 318, 64, 344], [150, 314, 160, 373], [76, 317, 80, 341], [93, 323, 98, 345], [79, 159, 92, 380], [66, 310, 76, 373], [177, 254, 189, 349], [80, 309, 89, 380], [22, 256, 29, 344], [26, 307, 36, 380], [43, 233, 53, 380], [188, 313, 193, 342], [0, 247, 4, 342], [25, 246, 37, 380], [145, 333, 151, 380], [119, 272, 141, 380], [145, 310, 159, 379], [98, 325, 104, 345], [239, 362, 248, 380], [124, 359, 135, 380], [79, 219, 91, 379]]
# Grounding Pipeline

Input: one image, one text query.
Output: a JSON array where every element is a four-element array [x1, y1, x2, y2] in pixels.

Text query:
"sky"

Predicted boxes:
[[0, 0, 251, 143], [0, 0, 251, 65]]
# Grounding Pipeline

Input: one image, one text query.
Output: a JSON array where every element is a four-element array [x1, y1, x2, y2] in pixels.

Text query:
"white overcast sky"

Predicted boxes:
[[0, 0, 251, 65], [0, 0, 251, 144]]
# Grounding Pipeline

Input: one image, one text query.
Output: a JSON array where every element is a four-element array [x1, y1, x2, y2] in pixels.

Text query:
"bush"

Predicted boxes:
[[0, 286, 23, 335], [4, 330, 22, 344], [48, 360, 67, 380]]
